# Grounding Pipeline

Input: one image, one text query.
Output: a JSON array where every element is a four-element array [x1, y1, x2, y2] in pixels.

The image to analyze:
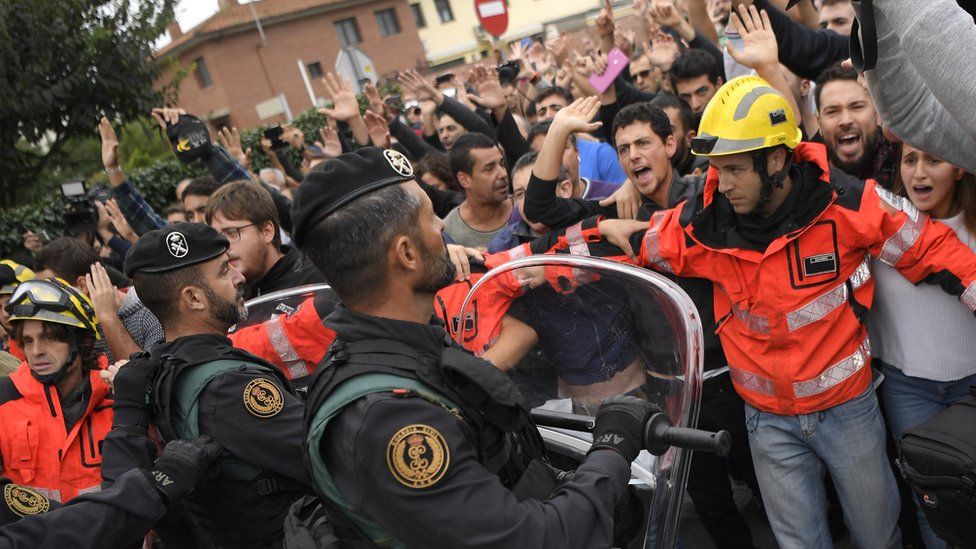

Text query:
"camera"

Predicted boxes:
[[496, 61, 520, 85], [60, 179, 111, 233]]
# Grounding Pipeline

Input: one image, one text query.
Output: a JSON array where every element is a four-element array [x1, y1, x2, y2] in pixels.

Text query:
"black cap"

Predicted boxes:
[[0, 478, 59, 526], [291, 147, 415, 248], [125, 222, 229, 277], [167, 114, 213, 163]]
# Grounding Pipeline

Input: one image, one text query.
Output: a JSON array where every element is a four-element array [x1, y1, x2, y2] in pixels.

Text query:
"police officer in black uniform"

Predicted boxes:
[[290, 147, 656, 547], [109, 222, 310, 549], [0, 437, 220, 549]]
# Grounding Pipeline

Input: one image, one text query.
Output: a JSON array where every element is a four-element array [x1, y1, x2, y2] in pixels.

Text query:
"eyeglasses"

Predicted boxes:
[[218, 223, 256, 243], [634, 69, 654, 79]]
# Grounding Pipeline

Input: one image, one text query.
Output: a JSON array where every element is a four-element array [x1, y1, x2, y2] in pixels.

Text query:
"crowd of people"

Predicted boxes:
[[1, 0, 976, 547]]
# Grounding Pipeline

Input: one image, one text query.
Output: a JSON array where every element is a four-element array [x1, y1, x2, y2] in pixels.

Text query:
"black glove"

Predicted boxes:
[[588, 396, 657, 463], [111, 355, 155, 428], [147, 436, 222, 505]]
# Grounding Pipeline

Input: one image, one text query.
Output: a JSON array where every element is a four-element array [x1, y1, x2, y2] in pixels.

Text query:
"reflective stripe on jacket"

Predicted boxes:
[[622, 143, 976, 415]]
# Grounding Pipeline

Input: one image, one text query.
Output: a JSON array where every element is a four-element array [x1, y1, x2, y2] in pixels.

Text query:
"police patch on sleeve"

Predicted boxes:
[[386, 424, 450, 489], [243, 378, 284, 418], [3, 484, 50, 517]]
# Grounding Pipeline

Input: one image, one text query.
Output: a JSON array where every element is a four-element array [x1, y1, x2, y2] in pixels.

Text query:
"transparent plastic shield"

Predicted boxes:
[[458, 256, 703, 549], [228, 284, 336, 333]]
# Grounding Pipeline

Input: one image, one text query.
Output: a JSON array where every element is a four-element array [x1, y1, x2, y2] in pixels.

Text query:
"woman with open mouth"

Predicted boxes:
[[867, 141, 976, 549]]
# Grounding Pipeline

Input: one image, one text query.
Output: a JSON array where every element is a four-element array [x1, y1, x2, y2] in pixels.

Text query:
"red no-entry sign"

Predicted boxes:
[[474, 0, 509, 38]]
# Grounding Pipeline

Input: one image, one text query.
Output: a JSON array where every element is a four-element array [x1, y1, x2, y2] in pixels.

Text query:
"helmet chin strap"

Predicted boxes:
[[748, 149, 792, 216], [30, 332, 80, 386]]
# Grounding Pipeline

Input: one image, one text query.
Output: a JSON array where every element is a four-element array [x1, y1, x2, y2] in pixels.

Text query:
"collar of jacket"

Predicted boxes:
[[325, 303, 451, 359], [690, 142, 836, 252], [153, 333, 237, 362]]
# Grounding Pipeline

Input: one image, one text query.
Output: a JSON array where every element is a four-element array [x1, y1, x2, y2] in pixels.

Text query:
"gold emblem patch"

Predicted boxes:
[[243, 378, 284, 418], [3, 484, 50, 517], [386, 424, 450, 489]]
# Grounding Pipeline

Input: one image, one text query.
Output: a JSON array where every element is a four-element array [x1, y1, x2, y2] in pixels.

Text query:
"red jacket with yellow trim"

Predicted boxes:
[[595, 142, 976, 415], [0, 356, 113, 502]]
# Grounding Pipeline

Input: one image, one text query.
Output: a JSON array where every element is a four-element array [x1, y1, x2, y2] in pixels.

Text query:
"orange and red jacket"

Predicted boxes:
[[596, 143, 976, 415], [0, 356, 113, 502], [229, 296, 337, 383], [7, 339, 24, 361], [434, 269, 530, 355]]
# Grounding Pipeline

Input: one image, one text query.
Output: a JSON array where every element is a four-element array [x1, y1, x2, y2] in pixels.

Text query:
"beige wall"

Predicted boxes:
[[413, 0, 604, 67]]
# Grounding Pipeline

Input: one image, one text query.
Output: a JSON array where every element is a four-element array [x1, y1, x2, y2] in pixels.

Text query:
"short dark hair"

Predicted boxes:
[[416, 152, 460, 192], [649, 93, 694, 135], [611, 103, 673, 144], [301, 185, 421, 304], [669, 49, 722, 88], [205, 180, 282, 247], [535, 86, 573, 106], [449, 133, 498, 177], [182, 175, 219, 200], [813, 63, 860, 111], [527, 121, 552, 145], [133, 264, 204, 331], [163, 203, 185, 217], [34, 237, 98, 282], [512, 151, 540, 177]]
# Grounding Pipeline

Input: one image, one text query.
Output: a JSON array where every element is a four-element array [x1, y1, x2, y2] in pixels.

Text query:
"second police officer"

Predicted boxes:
[[289, 147, 656, 547], [110, 222, 311, 548]]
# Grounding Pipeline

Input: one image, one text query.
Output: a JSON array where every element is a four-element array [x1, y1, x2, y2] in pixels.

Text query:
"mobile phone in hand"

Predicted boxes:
[[588, 48, 628, 94]]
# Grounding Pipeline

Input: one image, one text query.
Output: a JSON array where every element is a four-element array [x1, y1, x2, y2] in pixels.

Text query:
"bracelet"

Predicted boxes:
[[529, 72, 541, 85], [105, 166, 123, 175]]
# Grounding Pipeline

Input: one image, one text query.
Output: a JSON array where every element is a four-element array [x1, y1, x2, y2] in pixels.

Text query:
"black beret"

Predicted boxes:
[[0, 477, 59, 526], [124, 222, 229, 277], [291, 147, 415, 248]]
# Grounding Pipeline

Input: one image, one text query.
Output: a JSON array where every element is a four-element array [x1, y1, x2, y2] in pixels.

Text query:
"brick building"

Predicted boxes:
[[156, 0, 427, 129]]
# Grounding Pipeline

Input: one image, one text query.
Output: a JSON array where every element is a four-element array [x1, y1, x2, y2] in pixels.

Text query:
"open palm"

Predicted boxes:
[[726, 5, 778, 70]]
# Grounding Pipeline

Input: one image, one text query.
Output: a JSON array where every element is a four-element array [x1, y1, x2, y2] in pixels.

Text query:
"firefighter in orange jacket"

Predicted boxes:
[[0, 278, 112, 503], [595, 75, 976, 548]]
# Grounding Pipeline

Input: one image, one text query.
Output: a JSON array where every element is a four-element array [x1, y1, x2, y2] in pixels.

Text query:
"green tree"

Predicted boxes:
[[0, 0, 177, 207]]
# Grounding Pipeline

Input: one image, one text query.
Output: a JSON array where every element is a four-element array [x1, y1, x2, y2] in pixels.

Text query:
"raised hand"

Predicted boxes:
[[726, 5, 778, 70], [650, 0, 685, 29], [466, 65, 507, 112], [150, 107, 186, 131], [318, 73, 362, 122], [216, 126, 249, 169], [647, 31, 680, 70], [398, 70, 443, 105], [85, 262, 123, 323], [98, 117, 120, 171], [595, 0, 616, 40], [546, 36, 571, 67], [104, 198, 138, 243], [318, 126, 342, 159], [551, 96, 604, 135], [363, 110, 391, 149]]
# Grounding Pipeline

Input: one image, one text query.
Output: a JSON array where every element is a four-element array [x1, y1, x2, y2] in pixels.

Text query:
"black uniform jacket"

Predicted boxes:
[[319, 305, 632, 549]]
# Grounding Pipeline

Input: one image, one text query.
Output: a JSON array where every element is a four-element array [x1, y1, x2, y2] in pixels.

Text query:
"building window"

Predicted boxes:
[[410, 3, 427, 28], [375, 8, 401, 37], [306, 61, 323, 79], [434, 0, 454, 23], [334, 17, 362, 47], [194, 56, 213, 88]]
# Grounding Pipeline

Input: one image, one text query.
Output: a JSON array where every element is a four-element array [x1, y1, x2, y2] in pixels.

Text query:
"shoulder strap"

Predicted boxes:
[[174, 359, 271, 439], [306, 373, 445, 548], [0, 376, 21, 405]]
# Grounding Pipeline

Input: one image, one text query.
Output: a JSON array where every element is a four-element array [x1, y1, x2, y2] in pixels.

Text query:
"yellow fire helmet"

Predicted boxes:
[[5, 278, 101, 340], [691, 75, 802, 157], [0, 260, 34, 295]]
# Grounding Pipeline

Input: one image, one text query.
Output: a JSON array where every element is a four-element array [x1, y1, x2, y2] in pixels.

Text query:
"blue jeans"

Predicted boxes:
[[878, 361, 976, 549], [745, 387, 901, 548]]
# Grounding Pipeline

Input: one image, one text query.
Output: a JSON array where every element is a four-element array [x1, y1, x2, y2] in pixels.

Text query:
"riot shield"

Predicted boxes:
[[457, 255, 705, 549]]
